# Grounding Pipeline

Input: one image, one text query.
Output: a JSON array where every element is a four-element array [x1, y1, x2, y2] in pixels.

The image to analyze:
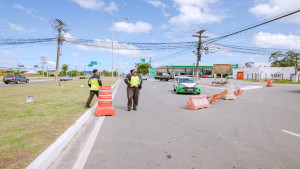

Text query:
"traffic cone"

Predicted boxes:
[[266, 79, 273, 87], [95, 86, 115, 117]]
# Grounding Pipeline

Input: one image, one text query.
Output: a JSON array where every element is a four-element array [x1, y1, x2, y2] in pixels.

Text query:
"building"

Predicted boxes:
[[233, 62, 299, 80]]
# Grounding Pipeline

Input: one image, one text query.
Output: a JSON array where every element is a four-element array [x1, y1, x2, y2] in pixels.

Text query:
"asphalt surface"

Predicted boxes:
[[51, 78, 300, 169], [0, 78, 79, 88]]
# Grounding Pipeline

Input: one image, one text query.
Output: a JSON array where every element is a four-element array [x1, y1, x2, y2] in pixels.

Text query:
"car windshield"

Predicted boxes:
[[179, 78, 196, 83], [5, 74, 14, 78], [61, 75, 67, 77]]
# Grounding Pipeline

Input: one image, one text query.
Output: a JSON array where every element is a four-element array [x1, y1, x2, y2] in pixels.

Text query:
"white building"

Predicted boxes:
[[232, 62, 299, 80]]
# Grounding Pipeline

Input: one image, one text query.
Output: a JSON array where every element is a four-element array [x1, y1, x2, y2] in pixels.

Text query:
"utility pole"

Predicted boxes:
[[193, 30, 208, 81], [51, 19, 69, 82], [111, 17, 128, 82], [295, 53, 299, 81], [40, 56, 46, 77]]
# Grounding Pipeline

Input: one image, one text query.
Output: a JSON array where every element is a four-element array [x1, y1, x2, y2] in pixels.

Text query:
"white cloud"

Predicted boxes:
[[9, 23, 27, 32], [114, 21, 153, 34], [70, 0, 118, 13], [0, 50, 19, 59], [78, 39, 142, 57], [104, 2, 118, 14], [13, 4, 44, 20], [13, 4, 34, 14], [70, 0, 105, 10], [146, 0, 167, 8], [146, 0, 169, 16], [249, 0, 300, 23], [169, 0, 223, 29], [253, 32, 300, 49]]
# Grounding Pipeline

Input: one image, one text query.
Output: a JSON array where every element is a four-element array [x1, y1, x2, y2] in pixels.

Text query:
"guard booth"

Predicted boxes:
[[237, 72, 244, 79]]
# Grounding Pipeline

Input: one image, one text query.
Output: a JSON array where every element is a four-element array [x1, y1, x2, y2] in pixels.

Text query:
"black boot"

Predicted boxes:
[[133, 107, 137, 111], [127, 107, 131, 111]]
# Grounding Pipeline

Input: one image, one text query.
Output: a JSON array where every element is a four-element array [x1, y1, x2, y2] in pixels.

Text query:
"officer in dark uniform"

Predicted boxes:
[[124, 69, 143, 111], [85, 69, 102, 108]]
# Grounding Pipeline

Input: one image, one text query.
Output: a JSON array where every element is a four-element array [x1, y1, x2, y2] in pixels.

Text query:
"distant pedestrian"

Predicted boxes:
[[124, 69, 143, 111], [85, 69, 102, 108]]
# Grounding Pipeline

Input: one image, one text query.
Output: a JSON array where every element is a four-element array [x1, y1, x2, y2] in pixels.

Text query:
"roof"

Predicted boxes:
[[157, 65, 213, 68]]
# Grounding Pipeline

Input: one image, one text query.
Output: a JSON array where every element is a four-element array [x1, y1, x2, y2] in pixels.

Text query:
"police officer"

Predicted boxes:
[[124, 69, 143, 111], [85, 69, 102, 108]]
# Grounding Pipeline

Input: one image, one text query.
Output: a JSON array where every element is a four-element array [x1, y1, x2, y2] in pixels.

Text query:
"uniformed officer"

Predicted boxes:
[[85, 69, 102, 108], [124, 69, 143, 111]]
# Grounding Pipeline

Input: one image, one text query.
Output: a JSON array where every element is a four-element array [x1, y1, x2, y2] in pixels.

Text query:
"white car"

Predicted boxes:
[[141, 75, 148, 80]]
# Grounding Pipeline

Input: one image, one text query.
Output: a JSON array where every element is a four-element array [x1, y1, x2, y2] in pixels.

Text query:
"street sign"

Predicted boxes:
[[34, 65, 38, 68], [141, 56, 145, 64], [213, 64, 232, 74], [149, 68, 155, 78], [88, 64, 93, 67], [232, 64, 238, 69], [19, 65, 24, 67], [91, 61, 97, 65], [84, 71, 93, 74]]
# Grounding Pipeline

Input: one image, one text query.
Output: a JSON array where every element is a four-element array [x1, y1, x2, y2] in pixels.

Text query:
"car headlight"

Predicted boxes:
[[179, 84, 186, 88]]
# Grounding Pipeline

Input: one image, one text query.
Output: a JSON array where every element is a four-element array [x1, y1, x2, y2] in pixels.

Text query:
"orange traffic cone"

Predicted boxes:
[[266, 79, 273, 87], [95, 86, 115, 117]]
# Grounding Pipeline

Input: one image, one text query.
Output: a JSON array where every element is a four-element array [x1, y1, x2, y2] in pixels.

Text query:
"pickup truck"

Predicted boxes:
[[155, 73, 173, 81]]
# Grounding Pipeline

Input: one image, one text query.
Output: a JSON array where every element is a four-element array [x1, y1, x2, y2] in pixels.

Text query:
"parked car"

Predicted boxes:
[[173, 77, 201, 94], [141, 75, 148, 80], [3, 74, 29, 84], [60, 75, 73, 81]]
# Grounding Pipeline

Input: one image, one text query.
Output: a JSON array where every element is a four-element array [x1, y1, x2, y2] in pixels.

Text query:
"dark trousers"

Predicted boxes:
[[127, 87, 140, 109], [86, 90, 99, 106]]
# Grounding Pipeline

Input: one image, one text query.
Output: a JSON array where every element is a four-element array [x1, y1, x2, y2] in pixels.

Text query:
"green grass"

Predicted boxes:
[[0, 77, 118, 169], [273, 79, 300, 84]]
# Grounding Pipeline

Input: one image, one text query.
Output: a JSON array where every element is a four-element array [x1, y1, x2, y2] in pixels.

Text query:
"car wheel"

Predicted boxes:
[[26, 80, 29, 83], [175, 89, 179, 94], [16, 80, 20, 84], [5, 82, 8, 84], [173, 87, 176, 91]]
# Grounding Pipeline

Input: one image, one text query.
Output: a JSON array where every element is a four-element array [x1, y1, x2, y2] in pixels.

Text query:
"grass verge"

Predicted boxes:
[[273, 79, 300, 84], [0, 77, 118, 169]]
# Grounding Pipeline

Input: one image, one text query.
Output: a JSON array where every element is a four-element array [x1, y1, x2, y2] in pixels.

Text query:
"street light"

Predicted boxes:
[[111, 17, 128, 82]]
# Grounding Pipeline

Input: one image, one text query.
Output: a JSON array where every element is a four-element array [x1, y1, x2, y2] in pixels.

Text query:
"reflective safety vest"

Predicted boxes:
[[129, 76, 141, 86], [89, 78, 100, 91]]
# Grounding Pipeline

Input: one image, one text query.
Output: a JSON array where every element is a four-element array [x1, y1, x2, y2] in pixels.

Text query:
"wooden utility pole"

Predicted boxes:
[[193, 30, 208, 81], [51, 19, 68, 82]]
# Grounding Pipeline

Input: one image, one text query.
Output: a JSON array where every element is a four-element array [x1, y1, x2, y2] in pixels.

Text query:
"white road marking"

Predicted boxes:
[[239, 86, 263, 90], [72, 79, 121, 169], [152, 86, 157, 88], [281, 130, 300, 138]]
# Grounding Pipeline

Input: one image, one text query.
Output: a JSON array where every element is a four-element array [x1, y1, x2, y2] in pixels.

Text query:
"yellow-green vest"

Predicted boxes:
[[129, 76, 141, 86], [89, 78, 100, 91]]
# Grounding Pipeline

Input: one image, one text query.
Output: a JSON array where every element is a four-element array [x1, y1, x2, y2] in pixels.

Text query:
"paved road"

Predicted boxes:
[[0, 78, 79, 88], [51, 78, 300, 169]]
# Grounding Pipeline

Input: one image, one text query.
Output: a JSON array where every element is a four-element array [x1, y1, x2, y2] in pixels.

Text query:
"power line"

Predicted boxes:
[[204, 9, 300, 45]]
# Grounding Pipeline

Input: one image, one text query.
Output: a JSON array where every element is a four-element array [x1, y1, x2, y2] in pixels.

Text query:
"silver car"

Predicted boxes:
[[60, 75, 73, 81]]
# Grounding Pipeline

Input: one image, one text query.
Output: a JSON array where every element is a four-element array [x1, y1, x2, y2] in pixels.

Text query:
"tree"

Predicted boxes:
[[113, 71, 118, 77], [61, 64, 69, 75], [137, 63, 151, 75], [37, 70, 43, 76], [269, 51, 299, 67]]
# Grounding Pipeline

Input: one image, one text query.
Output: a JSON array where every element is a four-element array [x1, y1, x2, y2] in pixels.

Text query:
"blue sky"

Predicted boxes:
[[0, 0, 300, 73]]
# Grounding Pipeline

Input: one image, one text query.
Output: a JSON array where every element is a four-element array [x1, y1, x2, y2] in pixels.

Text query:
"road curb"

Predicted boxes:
[[26, 79, 121, 169]]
